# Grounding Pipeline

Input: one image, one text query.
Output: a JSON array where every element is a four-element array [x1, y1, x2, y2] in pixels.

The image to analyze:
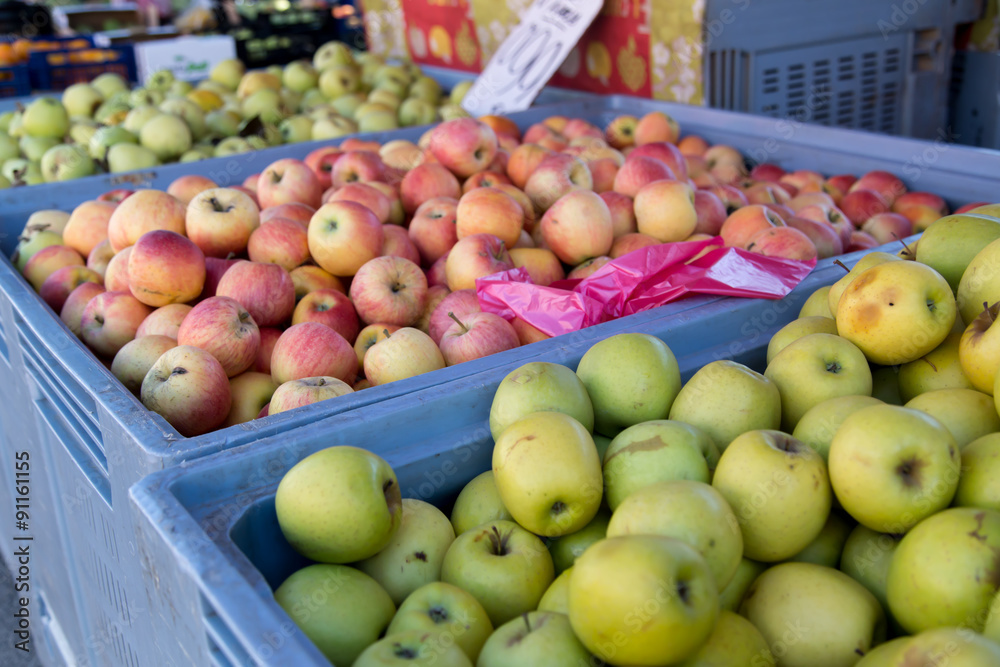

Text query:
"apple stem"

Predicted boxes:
[[894, 234, 913, 255], [985, 302, 995, 324], [833, 260, 851, 274], [447, 311, 469, 333], [522, 613, 532, 634], [383, 329, 392, 339], [921, 357, 938, 372]]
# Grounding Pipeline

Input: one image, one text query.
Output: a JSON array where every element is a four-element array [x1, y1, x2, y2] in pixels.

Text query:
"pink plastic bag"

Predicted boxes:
[[476, 239, 817, 337]]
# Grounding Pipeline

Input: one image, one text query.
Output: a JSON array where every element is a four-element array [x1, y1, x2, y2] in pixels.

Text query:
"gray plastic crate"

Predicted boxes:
[[704, 0, 982, 140], [5, 94, 1000, 666], [949, 50, 1000, 150]]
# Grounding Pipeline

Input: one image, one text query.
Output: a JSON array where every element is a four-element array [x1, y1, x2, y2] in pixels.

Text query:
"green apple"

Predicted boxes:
[[0, 174, 9, 189], [837, 260, 958, 366], [712, 430, 831, 562], [450, 80, 474, 105], [792, 395, 883, 462], [960, 301, 1000, 394], [159, 98, 208, 141], [242, 88, 288, 125], [398, 98, 439, 127], [839, 524, 902, 615], [374, 64, 412, 89], [89, 126, 137, 161], [123, 105, 161, 135], [916, 213, 1000, 292], [209, 58, 245, 90], [91, 72, 129, 98], [300, 89, 329, 113], [356, 498, 455, 605], [537, 568, 572, 614], [786, 509, 854, 567], [358, 109, 400, 133], [409, 76, 443, 104], [887, 627, 1000, 666], [719, 557, 767, 612], [956, 237, 1000, 325], [107, 144, 160, 173], [368, 88, 402, 110], [11, 230, 63, 272], [273, 563, 395, 666], [489, 361, 593, 441], [66, 120, 97, 145], [146, 69, 175, 91], [602, 420, 712, 511], [62, 83, 103, 118], [955, 433, 1000, 510], [215, 137, 253, 156], [179, 150, 207, 163], [904, 387, 1000, 449], [764, 333, 873, 431], [21, 97, 70, 139], [829, 404, 959, 534], [547, 509, 609, 575], [93, 99, 130, 125], [970, 203, 1000, 218], [870, 365, 902, 405], [0, 111, 14, 133], [568, 535, 719, 665], [352, 628, 473, 667], [311, 114, 359, 140], [279, 114, 313, 143], [130, 87, 164, 108], [283, 60, 319, 93], [450, 471, 511, 536], [887, 507, 1000, 632], [169, 80, 193, 97], [319, 64, 362, 98], [669, 360, 781, 452], [608, 480, 743, 589], [853, 637, 910, 666], [2, 158, 42, 185], [5, 110, 23, 137], [330, 92, 368, 118], [740, 562, 885, 666], [19, 135, 58, 162], [0, 133, 17, 162], [387, 581, 493, 662], [593, 434, 612, 462], [440, 103, 473, 121], [827, 251, 900, 316], [493, 411, 602, 536], [984, 589, 1000, 645], [767, 316, 840, 363], [800, 285, 835, 319], [477, 611, 594, 667], [440, 520, 554, 627], [275, 445, 402, 563], [139, 113, 192, 160], [313, 41, 355, 71], [21, 209, 70, 239], [40, 145, 95, 182], [897, 329, 974, 401], [676, 610, 775, 667], [576, 333, 681, 437], [205, 109, 242, 138]]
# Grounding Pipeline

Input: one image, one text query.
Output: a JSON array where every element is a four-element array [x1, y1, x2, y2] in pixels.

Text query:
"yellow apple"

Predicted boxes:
[[957, 236, 1000, 325], [904, 388, 1000, 449], [492, 411, 603, 537], [954, 433, 1000, 510], [386, 581, 493, 662], [897, 329, 974, 402], [959, 301, 1000, 394], [676, 611, 774, 667], [836, 260, 957, 366], [827, 251, 900, 316], [712, 430, 831, 562], [536, 567, 572, 614], [829, 404, 959, 534], [915, 213, 1000, 292], [488, 361, 594, 441], [449, 471, 512, 536], [547, 510, 610, 574], [719, 557, 768, 612], [786, 510, 855, 568], [766, 316, 840, 363], [888, 628, 1000, 666], [791, 395, 883, 461], [839, 524, 902, 617], [799, 284, 835, 319]]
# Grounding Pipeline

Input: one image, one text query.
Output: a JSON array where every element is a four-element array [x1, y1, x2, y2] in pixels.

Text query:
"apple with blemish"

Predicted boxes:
[[216, 260, 295, 328], [140, 345, 232, 436], [719, 205, 784, 248], [128, 230, 206, 307]]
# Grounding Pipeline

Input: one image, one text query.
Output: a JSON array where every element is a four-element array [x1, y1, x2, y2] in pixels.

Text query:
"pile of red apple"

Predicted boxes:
[[12, 109, 976, 438]]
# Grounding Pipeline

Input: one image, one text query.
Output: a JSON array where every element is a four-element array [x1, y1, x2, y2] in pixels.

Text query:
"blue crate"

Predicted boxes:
[[28, 46, 137, 92], [2, 95, 999, 666], [0, 65, 30, 98], [127, 246, 905, 666]]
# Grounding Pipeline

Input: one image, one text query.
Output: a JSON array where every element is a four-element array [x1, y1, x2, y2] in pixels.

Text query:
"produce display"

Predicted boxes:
[[0, 41, 472, 185], [269, 214, 1000, 665], [10, 107, 978, 439]]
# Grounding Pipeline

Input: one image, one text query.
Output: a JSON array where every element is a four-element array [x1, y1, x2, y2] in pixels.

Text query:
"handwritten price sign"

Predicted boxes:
[[461, 0, 603, 116]]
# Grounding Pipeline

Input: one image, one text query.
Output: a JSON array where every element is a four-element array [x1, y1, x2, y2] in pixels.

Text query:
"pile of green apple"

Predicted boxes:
[[270, 202, 1000, 667], [0, 41, 472, 185]]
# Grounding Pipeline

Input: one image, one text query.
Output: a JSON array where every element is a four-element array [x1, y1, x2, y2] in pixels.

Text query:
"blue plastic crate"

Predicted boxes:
[[127, 245, 908, 666], [0, 65, 30, 98], [2, 95, 999, 666], [28, 46, 137, 92]]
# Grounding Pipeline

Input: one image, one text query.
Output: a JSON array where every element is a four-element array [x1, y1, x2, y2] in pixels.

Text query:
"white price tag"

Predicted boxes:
[[134, 35, 238, 85], [460, 0, 603, 116]]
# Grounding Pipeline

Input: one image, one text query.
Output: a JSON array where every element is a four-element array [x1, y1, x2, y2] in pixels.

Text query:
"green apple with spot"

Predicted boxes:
[[713, 430, 831, 562], [319, 65, 361, 98], [311, 114, 358, 140], [826, 251, 900, 316], [676, 610, 775, 667], [275, 445, 402, 563], [368, 88, 402, 110], [0, 133, 17, 162], [279, 115, 314, 143], [904, 387, 1000, 449], [602, 420, 712, 511], [330, 92, 367, 118], [897, 328, 973, 401], [40, 145, 95, 182], [313, 41, 355, 70], [386, 581, 493, 662], [669, 360, 781, 452], [915, 213, 1000, 292], [719, 558, 767, 612], [493, 411, 602, 537], [11, 230, 63, 272], [356, 498, 456, 605], [765, 333, 873, 432], [886, 628, 1000, 667], [888, 507, 1000, 633], [146, 69, 175, 91], [449, 471, 511, 536], [956, 237, 1000, 325], [792, 395, 883, 461], [547, 509, 609, 574], [214, 137, 253, 156], [767, 316, 839, 363], [741, 562, 885, 667], [477, 611, 594, 667], [3, 159, 43, 185], [440, 520, 554, 627], [88, 126, 137, 160], [130, 87, 164, 108], [205, 109, 242, 137], [62, 83, 104, 117], [241, 88, 287, 125], [352, 628, 472, 667], [274, 564, 395, 666], [955, 433, 1000, 510], [489, 361, 593, 440], [576, 333, 681, 437], [608, 480, 743, 589], [283, 60, 319, 93], [537, 568, 572, 614], [829, 404, 959, 534], [786, 510, 854, 567], [959, 301, 1000, 395]]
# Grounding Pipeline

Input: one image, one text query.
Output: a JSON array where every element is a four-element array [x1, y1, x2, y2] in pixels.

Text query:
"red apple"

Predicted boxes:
[[60, 282, 105, 338], [428, 118, 499, 178], [247, 218, 310, 272], [242, 174, 259, 192], [270, 322, 357, 385], [635, 111, 680, 145], [634, 180, 697, 243], [509, 247, 565, 286], [62, 200, 116, 257], [268, 376, 354, 415], [103, 247, 131, 293], [778, 170, 825, 194], [822, 174, 858, 204], [720, 205, 785, 248], [568, 256, 612, 279], [327, 182, 392, 224], [429, 289, 480, 345], [98, 188, 133, 204], [409, 197, 459, 265], [628, 142, 688, 179], [511, 317, 550, 345], [956, 202, 992, 214], [840, 189, 890, 226], [257, 158, 323, 210], [307, 201, 384, 277], [186, 187, 260, 258], [260, 202, 315, 228], [381, 225, 421, 265], [167, 175, 217, 206], [785, 216, 844, 259], [506, 143, 552, 190], [456, 187, 525, 248], [599, 191, 637, 238], [39, 265, 102, 313], [847, 230, 880, 252], [524, 153, 593, 212], [693, 190, 727, 236], [254, 327, 282, 375], [216, 260, 295, 327], [400, 162, 462, 214], [177, 296, 261, 377], [86, 239, 115, 279], [463, 170, 512, 193], [749, 164, 785, 182], [331, 150, 387, 189], [136, 303, 193, 339], [292, 288, 360, 343], [304, 146, 344, 189], [439, 311, 519, 365], [849, 170, 906, 205], [128, 230, 206, 307], [610, 233, 661, 259], [107, 189, 186, 252], [140, 345, 231, 436], [349, 256, 428, 327], [745, 227, 817, 261], [80, 291, 153, 358], [200, 257, 239, 301], [861, 212, 914, 245], [613, 156, 675, 198], [704, 184, 749, 214], [891, 191, 948, 231], [444, 234, 514, 292], [426, 253, 449, 288], [23, 244, 85, 291], [788, 192, 837, 213]]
